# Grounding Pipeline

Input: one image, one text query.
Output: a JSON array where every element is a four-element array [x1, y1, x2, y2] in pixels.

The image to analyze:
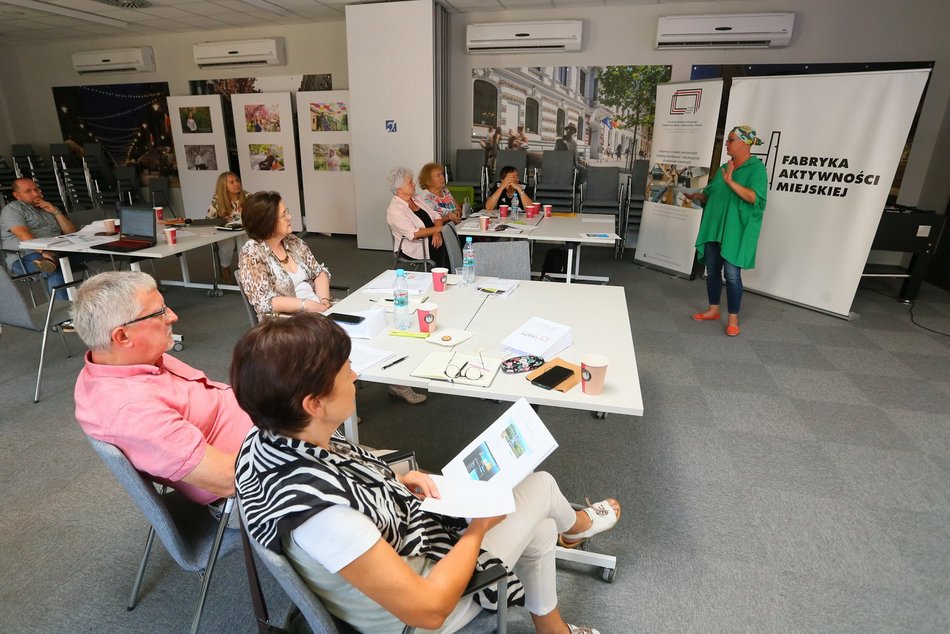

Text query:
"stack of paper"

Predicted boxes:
[[349, 342, 396, 375], [361, 270, 431, 296], [474, 278, 519, 297], [502, 317, 572, 360], [333, 308, 386, 339]]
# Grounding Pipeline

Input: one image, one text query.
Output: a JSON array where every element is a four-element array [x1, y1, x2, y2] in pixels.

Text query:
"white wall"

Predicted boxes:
[[448, 0, 950, 211]]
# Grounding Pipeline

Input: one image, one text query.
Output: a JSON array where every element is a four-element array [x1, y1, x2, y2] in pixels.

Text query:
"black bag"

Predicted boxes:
[[540, 246, 568, 279]]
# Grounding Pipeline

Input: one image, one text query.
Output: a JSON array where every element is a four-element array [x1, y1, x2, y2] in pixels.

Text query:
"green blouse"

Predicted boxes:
[[695, 155, 768, 270]]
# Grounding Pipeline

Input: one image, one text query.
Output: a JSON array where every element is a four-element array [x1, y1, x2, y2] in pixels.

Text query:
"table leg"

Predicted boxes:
[[56, 256, 78, 301], [565, 248, 574, 284]]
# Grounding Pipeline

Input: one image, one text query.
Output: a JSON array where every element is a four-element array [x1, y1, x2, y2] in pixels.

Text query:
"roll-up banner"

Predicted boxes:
[[635, 79, 723, 276], [166, 95, 228, 219], [723, 69, 930, 318]]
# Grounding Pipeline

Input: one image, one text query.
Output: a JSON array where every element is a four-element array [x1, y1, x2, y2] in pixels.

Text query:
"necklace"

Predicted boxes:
[[269, 243, 290, 264]]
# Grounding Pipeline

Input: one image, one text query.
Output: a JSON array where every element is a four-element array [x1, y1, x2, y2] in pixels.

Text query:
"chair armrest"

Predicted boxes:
[[463, 563, 507, 597], [50, 278, 85, 293]]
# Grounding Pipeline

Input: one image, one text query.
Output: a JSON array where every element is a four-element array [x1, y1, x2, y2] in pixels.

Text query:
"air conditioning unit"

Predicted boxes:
[[656, 13, 794, 49], [467, 20, 583, 54], [193, 38, 286, 68], [71, 47, 155, 74]]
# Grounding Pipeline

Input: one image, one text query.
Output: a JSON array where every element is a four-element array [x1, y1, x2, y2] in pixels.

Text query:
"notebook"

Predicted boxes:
[[90, 206, 158, 253]]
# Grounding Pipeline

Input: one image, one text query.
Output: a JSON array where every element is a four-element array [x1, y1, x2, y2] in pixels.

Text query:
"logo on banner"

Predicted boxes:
[[670, 89, 703, 115]]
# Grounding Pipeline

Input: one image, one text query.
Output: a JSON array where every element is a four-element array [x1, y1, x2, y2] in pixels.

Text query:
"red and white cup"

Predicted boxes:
[[543, 204, 553, 217], [103, 218, 116, 234], [499, 205, 509, 218], [154, 206, 164, 221], [416, 302, 438, 333], [580, 354, 609, 395], [431, 267, 448, 292], [163, 227, 177, 245], [479, 215, 490, 231]]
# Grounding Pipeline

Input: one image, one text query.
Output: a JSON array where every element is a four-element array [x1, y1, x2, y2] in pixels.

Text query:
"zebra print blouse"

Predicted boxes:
[[235, 428, 525, 610]]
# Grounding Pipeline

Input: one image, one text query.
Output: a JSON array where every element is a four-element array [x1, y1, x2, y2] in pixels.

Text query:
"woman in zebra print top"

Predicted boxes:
[[232, 314, 618, 634]]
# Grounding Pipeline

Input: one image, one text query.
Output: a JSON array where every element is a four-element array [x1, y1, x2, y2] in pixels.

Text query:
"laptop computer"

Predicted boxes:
[[90, 206, 158, 253]]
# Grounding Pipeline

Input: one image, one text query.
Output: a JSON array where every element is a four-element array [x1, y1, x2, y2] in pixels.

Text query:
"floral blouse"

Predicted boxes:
[[237, 234, 331, 319], [419, 187, 458, 218]]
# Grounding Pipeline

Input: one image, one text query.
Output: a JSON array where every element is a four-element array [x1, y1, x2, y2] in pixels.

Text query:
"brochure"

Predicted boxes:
[[442, 398, 558, 491], [502, 317, 572, 360]]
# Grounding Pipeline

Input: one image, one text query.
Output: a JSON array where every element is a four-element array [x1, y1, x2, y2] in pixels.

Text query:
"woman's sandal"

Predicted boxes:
[[568, 624, 600, 634], [558, 498, 621, 549]]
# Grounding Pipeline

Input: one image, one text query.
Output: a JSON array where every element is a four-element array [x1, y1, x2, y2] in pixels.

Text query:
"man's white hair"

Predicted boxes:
[[71, 271, 157, 350]]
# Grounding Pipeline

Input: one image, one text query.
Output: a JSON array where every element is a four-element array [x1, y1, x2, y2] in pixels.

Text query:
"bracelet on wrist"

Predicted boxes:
[[298, 299, 306, 313]]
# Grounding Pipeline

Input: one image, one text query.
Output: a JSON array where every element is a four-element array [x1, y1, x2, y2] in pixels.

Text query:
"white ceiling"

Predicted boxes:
[[0, 0, 762, 42]]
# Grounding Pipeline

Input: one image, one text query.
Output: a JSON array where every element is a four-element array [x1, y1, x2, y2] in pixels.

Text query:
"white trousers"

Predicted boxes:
[[480, 471, 576, 616]]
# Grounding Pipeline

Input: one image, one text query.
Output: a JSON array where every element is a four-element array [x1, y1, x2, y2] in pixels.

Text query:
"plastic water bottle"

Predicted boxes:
[[462, 237, 476, 286], [510, 192, 521, 221], [393, 269, 411, 330]]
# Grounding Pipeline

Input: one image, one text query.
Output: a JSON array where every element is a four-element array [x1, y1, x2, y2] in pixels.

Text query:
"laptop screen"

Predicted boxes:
[[120, 207, 156, 240]]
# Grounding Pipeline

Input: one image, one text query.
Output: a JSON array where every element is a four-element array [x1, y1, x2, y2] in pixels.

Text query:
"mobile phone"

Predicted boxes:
[[328, 312, 365, 324], [530, 365, 574, 390]]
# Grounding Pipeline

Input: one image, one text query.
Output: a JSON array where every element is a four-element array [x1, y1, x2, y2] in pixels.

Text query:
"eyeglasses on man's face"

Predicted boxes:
[[120, 306, 169, 327]]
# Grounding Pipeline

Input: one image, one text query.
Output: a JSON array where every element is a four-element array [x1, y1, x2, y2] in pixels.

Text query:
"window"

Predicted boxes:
[[556, 67, 568, 86], [579, 70, 587, 96], [473, 80, 497, 127], [556, 109, 565, 136], [525, 98, 539, 134], [577, 116, 584, 141]]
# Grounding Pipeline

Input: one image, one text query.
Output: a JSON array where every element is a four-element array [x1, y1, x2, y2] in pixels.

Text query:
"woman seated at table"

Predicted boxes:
[[207, 171, 249, 282], [238, 192, 425, 405], [418, 162, 461, 224], [233, 314, 620, 634], [484, 165, 533, 212], [386, 166, 448, 268]]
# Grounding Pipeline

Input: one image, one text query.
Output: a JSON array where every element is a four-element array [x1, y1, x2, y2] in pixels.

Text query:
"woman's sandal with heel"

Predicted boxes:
[[558, 498, 621, 549]]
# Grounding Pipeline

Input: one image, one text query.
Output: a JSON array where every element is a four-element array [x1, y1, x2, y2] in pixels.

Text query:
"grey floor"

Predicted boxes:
[[1, 234, 949, 633]]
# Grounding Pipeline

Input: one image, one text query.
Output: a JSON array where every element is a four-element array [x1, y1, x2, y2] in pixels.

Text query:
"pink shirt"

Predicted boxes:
[[75, 352, 253, 505]]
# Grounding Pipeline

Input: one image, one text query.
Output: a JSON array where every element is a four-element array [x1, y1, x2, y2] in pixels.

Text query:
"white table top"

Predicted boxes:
[[20, 227, 240, 259], [456, 213, 619, 245], [332, 272, 642, 416]]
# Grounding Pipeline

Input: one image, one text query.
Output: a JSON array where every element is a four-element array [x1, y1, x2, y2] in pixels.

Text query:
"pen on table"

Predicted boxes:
[[382, 355, 408, 370]]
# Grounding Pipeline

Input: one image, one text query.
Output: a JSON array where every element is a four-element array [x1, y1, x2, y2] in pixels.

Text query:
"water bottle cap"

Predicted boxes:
[[466, 237, 472, 243], [396, 268, 406, 276]]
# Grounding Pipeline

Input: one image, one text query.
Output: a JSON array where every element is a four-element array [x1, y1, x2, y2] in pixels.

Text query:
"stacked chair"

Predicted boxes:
[[532, 151, 577, 213]]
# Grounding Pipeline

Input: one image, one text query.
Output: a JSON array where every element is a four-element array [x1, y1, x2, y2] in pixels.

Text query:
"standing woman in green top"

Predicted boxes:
[[685, 125, 768, 337]]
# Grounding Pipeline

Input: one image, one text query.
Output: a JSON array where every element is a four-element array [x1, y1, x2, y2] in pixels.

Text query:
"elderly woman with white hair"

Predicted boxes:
[[386, 166, 448, 269]]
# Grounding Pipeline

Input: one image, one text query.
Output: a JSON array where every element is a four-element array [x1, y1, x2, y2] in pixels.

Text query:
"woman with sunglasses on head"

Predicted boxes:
[[685, 125, 768, 337], [237, 191, 332, 320], [238, 191, 426, 405], [233, 314, 619, 634]]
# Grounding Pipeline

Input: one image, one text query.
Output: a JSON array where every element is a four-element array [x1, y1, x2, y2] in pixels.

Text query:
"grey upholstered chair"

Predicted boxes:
[[472, 241, 532, 281], [441, 222, 464, 272], [0, 267, 81, 402], [86, 437, 241, 634], [237, 493, 507, 634]]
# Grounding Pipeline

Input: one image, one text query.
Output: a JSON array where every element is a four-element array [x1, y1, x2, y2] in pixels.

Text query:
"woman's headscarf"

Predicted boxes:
[[732, 125, 764, 146]]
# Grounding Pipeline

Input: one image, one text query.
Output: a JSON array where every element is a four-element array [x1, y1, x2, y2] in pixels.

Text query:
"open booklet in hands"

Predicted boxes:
[[419, 398, 558, 518]]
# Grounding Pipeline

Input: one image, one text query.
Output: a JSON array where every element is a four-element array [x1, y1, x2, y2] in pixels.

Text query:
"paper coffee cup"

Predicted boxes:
[[580, 354, 609, 395], [163, 227, 177, 245], [154, 206, 164, 221], [103, 219, 116, 234], [543, 204, 552, 217], [479, 216, 489, 231], [431, 267, 448, 292], [416, 302, 438, 333], [499, 205, 509, 218]]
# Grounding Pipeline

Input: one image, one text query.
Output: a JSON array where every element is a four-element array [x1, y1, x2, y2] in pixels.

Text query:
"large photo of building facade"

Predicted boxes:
[[471, 65, 671, 175]]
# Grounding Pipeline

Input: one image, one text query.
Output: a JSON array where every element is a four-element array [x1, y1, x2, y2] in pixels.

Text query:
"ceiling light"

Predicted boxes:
[[91, 0, 154, 8], [1, 0, 127, 28]]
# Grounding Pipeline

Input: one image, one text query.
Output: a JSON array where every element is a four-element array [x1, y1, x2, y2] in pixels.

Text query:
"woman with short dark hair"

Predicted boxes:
[[232, 314, 618, 634]]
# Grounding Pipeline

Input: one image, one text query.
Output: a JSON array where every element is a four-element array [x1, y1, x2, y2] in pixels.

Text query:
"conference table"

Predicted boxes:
[[20, 225, 241, 299], [333, 269, 640, 581], [455, 212, 620, 283]]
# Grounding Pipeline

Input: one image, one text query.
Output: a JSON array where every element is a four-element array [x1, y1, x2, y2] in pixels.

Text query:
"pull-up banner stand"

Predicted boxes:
[[723, 69, 930, 318], [635, 79, 723, 276]]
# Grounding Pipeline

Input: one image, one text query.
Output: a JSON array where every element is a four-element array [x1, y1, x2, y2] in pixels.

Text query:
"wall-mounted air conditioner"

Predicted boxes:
[[71, 47, 155, 74], [193, 38, 286, 68], [656, 13, 794, 49], [467, 20, 583, 54]]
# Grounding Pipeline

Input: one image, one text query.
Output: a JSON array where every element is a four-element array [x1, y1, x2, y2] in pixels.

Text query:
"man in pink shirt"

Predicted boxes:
[[72, 271, 252, 506]]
